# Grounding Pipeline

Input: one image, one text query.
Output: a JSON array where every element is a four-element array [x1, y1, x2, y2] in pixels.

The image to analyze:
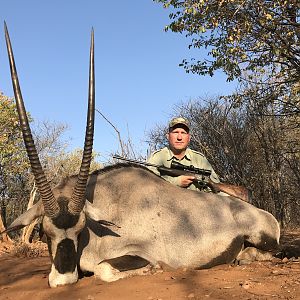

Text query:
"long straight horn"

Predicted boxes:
[[69, 29, 95, 215], [4, 22, 60, 218]]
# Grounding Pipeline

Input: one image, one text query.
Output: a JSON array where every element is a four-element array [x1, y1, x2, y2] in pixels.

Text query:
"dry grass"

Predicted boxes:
[[11, 241, 48, 258]]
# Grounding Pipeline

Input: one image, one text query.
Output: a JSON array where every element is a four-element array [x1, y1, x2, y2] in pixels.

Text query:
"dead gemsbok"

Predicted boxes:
[[2, 24, 280, 288]]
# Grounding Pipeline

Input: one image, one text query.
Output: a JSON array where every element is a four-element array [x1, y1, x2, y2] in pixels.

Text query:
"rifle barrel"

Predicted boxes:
[[112, 154, 161, 169]]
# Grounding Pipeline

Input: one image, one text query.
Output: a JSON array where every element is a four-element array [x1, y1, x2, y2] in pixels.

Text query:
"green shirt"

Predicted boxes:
[[147, 147, 220, 192]]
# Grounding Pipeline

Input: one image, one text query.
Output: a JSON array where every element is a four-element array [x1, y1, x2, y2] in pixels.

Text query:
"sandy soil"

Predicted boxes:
[[0, 230, 299, 300]]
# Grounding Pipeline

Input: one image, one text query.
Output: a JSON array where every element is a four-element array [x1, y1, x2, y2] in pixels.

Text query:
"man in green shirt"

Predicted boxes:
[[147, 117, 220, 192]]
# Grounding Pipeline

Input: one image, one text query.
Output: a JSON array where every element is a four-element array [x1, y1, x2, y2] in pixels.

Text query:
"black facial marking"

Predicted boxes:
[[53, 238, 77, 274], [52, 197, 80, 229], [197, 235, 244, 269], [46, 236, 53, 262]]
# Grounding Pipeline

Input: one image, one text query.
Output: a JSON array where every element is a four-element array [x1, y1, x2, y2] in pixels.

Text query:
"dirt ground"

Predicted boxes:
[[0, 229, 300, 300]]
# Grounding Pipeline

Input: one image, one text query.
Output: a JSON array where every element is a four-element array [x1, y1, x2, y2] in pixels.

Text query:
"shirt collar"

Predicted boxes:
[[166, 147, 192, 161], [185, 148, 192, 160]]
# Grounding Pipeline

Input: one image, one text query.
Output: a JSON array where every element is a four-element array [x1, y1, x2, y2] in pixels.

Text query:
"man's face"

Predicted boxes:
[[167, 126, 191, 152]]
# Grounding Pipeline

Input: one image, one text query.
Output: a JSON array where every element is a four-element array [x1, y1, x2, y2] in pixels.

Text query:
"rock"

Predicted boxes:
[[187, 293, 195, 298], [282, 257, 289, 263], [240, 281, 251, 290]]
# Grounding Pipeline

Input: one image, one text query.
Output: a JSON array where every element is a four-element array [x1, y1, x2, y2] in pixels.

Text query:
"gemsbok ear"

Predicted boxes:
[[84, 202, 120, 228], [84, 201, 106, 221], [2, 201, 44, 234]]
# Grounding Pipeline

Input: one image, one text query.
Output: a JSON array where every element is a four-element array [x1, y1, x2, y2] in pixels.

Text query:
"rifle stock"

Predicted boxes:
[[206, 179, 251, 203], [159, 167, 251, 202]]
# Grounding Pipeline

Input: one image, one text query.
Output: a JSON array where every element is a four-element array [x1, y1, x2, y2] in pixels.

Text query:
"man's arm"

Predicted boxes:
[[147, 152, 189, 187]]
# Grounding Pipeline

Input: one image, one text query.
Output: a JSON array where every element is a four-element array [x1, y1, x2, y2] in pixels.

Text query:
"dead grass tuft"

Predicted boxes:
[[11, 241, 48, 258]]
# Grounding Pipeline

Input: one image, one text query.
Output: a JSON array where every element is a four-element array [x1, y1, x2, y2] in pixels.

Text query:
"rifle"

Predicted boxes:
[[113, 155, 251, 202]]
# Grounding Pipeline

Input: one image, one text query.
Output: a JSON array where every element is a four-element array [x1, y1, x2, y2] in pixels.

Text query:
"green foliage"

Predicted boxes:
[[46, 149, 102, 187], [0, 93, 31, 201], [155, 0, 300, 119], [155, 0, 299, 85], [0, 93, 32, 228], [0, 92, 103, 233], [0, 93, 29, 176]]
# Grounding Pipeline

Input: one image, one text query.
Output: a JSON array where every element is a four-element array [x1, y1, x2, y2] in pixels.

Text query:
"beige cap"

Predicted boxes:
[[168, 117, 190, 131]]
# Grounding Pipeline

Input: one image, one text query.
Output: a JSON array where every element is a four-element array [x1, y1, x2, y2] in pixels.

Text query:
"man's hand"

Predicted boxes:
[[178, 175, 196, 188]]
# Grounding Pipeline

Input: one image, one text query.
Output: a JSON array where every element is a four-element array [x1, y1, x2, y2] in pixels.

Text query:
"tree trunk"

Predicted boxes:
[[0, 211, 12, 243], [21, 183, 39, 243]]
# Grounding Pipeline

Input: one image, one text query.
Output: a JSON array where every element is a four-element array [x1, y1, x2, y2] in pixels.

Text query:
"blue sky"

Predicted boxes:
[[0, 1, 236, 163]]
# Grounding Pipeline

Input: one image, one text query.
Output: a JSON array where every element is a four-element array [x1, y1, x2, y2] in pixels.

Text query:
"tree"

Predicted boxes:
[[95, 108, 144, 160], [155, 0, 300, 113], [238, 81, 300, 224], [0, 93, 29, 233], [46, 148, 102, 186], [147, 96, 300, 226], [1, 93, 68, 237], [0, 92, 103, 241]]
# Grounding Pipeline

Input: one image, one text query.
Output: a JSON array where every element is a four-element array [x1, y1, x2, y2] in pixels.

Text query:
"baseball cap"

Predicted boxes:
[[168, 117, 190, 131]]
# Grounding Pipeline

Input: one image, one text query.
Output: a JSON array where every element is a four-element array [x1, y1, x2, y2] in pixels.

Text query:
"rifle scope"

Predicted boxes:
[[170, 161, 212, 177]]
